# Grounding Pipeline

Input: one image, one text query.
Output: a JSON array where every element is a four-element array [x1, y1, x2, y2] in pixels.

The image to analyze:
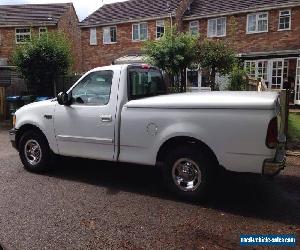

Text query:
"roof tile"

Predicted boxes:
[[185, 0, 300, 18], [0, 3, 72, 27], [80, 0, 182, 27]]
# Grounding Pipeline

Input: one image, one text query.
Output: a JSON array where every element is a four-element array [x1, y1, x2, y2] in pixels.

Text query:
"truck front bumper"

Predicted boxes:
[[9, 128, 18, 150], [262, 149, 286, 176]]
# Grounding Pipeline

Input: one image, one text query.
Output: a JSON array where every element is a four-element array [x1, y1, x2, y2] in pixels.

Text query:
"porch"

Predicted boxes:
[[240, 49, 300, 105]]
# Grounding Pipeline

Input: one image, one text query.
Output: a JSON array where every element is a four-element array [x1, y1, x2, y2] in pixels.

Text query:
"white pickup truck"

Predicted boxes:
[[9, 64, 287, 200]]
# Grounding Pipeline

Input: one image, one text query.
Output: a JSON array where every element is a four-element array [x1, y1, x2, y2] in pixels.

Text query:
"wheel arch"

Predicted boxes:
[[16, 124, 49, 151], [156, 136, 219, 167]]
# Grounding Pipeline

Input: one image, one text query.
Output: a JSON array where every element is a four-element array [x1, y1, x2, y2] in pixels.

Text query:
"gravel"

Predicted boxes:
[[0, 129, 299, 249]]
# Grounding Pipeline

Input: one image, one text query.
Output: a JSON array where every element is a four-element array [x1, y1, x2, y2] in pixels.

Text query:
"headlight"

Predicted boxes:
[[12, 115, 16, 128]]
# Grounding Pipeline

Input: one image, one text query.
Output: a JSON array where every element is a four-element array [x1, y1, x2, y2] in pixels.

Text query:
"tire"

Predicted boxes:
[[19, 130, 51, 173], [163, 146, 216, 201]]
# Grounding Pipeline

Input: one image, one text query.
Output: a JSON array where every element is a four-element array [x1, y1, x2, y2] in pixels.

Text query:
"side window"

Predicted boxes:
[[71, 70, 113, 105]]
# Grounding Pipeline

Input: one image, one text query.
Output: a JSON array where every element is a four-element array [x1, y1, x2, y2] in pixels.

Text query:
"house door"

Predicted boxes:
[[295, 58, 300, 105], [270, 60, 284, 89]]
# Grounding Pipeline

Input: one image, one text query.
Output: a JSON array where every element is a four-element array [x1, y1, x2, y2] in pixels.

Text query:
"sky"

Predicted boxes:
[[0, 0, 127, 21]]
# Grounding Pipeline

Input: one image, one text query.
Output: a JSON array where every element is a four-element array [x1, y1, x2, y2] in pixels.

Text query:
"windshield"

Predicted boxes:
[[128, 67, 166, 100]]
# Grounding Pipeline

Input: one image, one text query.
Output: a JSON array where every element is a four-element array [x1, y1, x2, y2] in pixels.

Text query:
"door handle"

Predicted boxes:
[[101, 114, 112, 122]]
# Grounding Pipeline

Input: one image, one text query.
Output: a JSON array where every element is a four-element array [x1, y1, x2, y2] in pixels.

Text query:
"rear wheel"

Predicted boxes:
[[163, 146, 216, 201], [19, 130, 51, 172]]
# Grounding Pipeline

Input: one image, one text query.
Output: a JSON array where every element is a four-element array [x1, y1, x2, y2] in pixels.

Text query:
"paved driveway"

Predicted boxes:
[[0, 129, 299, 249]]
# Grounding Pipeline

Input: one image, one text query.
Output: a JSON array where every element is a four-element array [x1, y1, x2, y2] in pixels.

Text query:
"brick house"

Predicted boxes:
[[79, 0, 188, 70], [183, 0, 300, 104], [0, 3, 82, 119], [80, 0, 300, 104], [0, 3, 82, 73]]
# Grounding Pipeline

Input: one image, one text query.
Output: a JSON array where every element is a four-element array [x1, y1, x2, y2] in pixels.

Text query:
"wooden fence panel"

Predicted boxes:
[[0, 87, 5, 120]]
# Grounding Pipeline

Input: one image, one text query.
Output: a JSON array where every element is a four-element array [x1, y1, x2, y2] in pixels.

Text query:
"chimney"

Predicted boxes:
[[175, 0, 194, 32]]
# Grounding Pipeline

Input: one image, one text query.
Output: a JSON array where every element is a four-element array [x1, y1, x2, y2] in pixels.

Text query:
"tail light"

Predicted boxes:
[[266, 117, 278, 149]]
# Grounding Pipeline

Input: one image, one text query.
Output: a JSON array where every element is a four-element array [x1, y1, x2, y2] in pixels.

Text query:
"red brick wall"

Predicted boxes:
[[183, 6, 300, 54], [57, 4, 82, 73], [81, 20, 163, 71], [0, 26, 56, 65]]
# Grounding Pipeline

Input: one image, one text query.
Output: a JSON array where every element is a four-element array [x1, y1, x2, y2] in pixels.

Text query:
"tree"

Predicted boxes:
[[196, 39, 236, 90], [143, 26, 199, 92], [13, 32, 72, 96]]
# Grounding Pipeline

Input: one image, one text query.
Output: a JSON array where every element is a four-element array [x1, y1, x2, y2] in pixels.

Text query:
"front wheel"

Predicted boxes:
[[19, 130, 51, 172], [163, 146, 216, 201]]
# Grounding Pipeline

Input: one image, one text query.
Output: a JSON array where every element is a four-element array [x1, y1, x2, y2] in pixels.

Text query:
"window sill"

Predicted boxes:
[[246, 30, 268, 35], [207, 35, 226, 38], [103, 42, 117, 45], [132, 39, 148, 42], [278, 28, 291, 32]]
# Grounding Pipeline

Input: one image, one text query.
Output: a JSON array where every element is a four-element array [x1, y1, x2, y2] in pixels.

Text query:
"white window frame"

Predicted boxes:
[[89, 28, 97, 46], [103, 26, 117, 44], [189, 21, 199, 35], [246, 12, 268, 34], [15, 28, 31, 44], [156, 20, 165, 39], [207, 17, 227, 37], [278, 9, 291, 31], [39, 27, 47, 38], [244, 60, 269, 80], [132, 22, 148, 41]]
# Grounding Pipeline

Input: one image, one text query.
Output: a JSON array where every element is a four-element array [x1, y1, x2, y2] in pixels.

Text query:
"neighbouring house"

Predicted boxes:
[[80, 0, 300, 105], [79, 0, 190, 70], [183, 0, 300, 104], [0, 3, 82, 73], [0, 3, 82, 119]]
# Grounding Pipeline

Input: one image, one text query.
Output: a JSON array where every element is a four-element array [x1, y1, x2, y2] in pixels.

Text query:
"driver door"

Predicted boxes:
[[54, 69, 118, 161]]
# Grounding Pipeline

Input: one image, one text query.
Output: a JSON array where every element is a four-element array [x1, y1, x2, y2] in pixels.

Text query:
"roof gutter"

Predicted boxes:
[[0, 23, 57, 28], [183, 2, 300, 21], [237, 49, 300, 58]]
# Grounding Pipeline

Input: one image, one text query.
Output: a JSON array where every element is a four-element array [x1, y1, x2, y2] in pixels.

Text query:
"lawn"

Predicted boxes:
[[288, 113, 300, 144]]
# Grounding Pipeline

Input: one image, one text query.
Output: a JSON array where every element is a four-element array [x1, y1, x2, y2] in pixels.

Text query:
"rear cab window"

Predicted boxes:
[[128, 65, 167, 100]]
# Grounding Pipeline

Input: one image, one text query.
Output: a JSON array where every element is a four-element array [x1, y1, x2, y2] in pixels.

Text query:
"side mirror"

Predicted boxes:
[[57, 92, 71, 105]]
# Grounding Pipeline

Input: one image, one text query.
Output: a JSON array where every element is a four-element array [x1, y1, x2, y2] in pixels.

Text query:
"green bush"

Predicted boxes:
[[227, 65, 248, 91]]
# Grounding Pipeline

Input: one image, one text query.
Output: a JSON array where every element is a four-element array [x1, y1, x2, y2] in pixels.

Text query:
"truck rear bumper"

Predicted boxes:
[[262, 149, 286, 176]]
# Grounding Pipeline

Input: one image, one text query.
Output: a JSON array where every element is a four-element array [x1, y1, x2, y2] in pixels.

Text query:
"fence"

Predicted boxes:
[[0, 87, 5, 120]]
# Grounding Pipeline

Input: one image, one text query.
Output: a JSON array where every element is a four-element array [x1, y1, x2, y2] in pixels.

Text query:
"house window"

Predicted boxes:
[[245, 61, 256, 78], [132, 23, 148, 41], [245, 60, 268, 80], [90, 28, 97, 45], [279, 10, 291, 30], [207, 17, 226, 37], [103, 26, 117, 44], [283, 60, 289, 78], [156, 20, 165, 39], [189, 21, 199, 35], [15, 28, 31, 44], [39, 27, 47, 38], [247, 12, 268, 33], [257, 61, 268, 81]]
